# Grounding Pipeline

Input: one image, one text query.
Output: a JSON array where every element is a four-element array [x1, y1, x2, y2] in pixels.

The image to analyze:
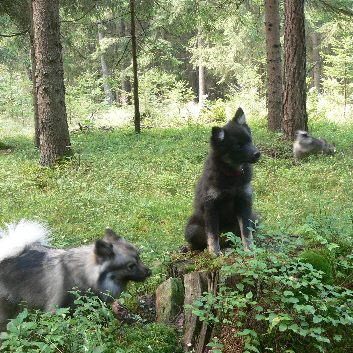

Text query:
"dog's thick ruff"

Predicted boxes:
[[185, 108, 260, 255]]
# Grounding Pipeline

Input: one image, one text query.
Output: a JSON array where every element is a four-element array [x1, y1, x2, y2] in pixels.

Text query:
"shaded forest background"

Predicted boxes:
[[0, 0, 352, 144]]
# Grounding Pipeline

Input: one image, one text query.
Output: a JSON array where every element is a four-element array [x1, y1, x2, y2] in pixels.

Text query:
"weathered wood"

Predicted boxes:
[[195, 271, 219, 353], [157, 257, 233, 352], [156, 277, 184, 324], [169, 258, 196, 278], [183, 271, 208, 351]]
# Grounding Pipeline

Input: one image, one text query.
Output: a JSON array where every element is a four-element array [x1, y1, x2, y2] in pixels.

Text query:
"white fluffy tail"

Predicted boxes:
[[0, 220, 49, 262]]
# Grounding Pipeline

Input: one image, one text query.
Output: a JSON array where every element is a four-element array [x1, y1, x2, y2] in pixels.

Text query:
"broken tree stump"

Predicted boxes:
[[156, 255, 222, 353], [193, 271, 219, 353], [156, 277, 184, 324], [183, 271, 208, 351]]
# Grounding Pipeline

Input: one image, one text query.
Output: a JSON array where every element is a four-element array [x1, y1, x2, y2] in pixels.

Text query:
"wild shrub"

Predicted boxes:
[[199, 99, 227, 124], [190, 234, 353, 353], [0, 291, 180, 353]]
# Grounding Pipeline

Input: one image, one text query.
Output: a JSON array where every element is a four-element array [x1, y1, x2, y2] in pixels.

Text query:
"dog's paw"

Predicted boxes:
[[207, 239, 222, 256], [209, 249, 223, 257], [179, 245, 190, 254]]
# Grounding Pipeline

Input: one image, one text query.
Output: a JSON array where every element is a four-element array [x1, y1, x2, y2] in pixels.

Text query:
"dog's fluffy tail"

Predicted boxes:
[[0, 220, 49, 262]]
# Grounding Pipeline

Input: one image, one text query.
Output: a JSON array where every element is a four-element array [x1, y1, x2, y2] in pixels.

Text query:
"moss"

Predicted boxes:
[[300, 249, 334, 284], [117, 323, 182, 353], [0, 141, 11, 150], [156, 277, 184, 323]]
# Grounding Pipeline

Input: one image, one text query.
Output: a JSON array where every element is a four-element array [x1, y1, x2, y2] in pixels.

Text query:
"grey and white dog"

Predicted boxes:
[[0, 220, 151, 331], [293, 130, 336, 160]]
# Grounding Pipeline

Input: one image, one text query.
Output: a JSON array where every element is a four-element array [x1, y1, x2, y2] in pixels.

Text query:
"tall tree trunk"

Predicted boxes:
[[29, 0, 40, 147], [312, 30, 321, 94], [32, 0, 71, 166], [198, 28, 206, 107], [118, 19, 131, 105], [98, 24, 115, 105], [3, 1, 40, 146], [282, 0, 308, 140], [264, 0, 282, 131], [130, 0, 141, 133]]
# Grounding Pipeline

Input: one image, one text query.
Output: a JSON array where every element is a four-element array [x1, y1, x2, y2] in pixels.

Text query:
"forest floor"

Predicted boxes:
[[1, 115, 353, 351], [1, 116, 352, 254]]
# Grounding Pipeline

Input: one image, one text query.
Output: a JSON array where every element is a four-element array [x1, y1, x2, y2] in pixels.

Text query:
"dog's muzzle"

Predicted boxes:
[[249, 150, 261, 163]]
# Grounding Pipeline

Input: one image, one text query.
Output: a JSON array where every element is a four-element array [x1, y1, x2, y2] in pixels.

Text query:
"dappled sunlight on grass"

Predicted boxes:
[[1, 119, 353, 262]]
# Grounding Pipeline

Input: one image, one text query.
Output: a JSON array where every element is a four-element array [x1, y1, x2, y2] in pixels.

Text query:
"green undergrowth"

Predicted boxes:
[[190, 234, 353, 353], [0, 292, 180, 353], [0, 140, 11, 150], [1, 118, 353, 283], [1, 117, 353, 352]]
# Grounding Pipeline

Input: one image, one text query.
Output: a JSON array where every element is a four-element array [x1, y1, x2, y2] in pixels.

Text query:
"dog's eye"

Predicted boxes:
[[128, 263, 136, 271]]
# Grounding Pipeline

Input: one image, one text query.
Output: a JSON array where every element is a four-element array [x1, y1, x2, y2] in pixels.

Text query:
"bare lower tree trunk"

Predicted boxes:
[[29, 0, 39, 147], [312, 30, 321, 94], [198, 28, 206, 106], [121, 74, 132, 105], [98, 24, 115, 105], [343, 69, 347, 119], [282, 0, 308, 140], [130, 0, 141, 133], [118, 19, 131, 105], [32, 0, 71, 166], [4, 1, 40, 147], [265, 0, 282, 131]]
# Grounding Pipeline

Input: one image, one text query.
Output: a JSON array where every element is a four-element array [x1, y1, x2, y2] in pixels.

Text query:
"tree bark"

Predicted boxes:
[[282, 0, 308, 140], [32, 0, 71, 166], [98, 24, 115, 105], [29, 0, 40, 147], [118, 19, 132, 105], [312, 30, 321, 94], [130, 0, 141, 133], [264, 0, 282, 131], [3, 0, 40, 147]]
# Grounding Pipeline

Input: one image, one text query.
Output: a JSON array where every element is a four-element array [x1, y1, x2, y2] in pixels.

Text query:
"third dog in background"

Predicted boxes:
[[293, 130, 335, 160]]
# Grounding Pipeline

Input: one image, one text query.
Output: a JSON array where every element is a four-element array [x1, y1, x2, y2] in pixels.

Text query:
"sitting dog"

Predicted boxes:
[[0, 220, 151, 331], [185, 107, 261, 255], [293, 130, 336, 160]]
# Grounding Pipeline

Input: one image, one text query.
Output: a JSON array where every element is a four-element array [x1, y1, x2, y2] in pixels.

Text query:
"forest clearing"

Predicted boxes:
[[0, 0, 353, 352]]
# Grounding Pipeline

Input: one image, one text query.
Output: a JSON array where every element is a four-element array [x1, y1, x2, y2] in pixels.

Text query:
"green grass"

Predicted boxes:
[[1, 116, 353, 351], [1, 117, 353, 263]]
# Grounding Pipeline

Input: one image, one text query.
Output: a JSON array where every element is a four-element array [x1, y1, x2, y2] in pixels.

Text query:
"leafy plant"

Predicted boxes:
[[300, 249, 334, 284], [190, 235, 353, 353], [199, 99, 227, 123], [0, 291, 180, 353]]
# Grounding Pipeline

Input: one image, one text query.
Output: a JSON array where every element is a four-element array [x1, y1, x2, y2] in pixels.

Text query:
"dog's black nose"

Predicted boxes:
[[146, 268, 152, 277], [253, 151, 261, 159]]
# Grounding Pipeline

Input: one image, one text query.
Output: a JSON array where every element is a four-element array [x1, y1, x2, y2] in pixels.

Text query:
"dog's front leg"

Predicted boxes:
[[237, 212, 254, 251], [0, 298, 17, 333], [204, 205, 221, 255]]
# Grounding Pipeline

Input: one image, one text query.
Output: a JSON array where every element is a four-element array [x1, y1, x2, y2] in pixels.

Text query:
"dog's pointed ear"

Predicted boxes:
[[233, 107, 246, 125], [95, 240, 114, 259], [104, 228, 121, 243], [211, 127, 225, 143]]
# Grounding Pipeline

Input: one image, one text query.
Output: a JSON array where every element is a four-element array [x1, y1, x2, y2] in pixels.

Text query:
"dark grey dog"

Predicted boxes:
[[293, 130, 335, 160], [185, 108, 260, 255], [0, 220, 151, 331]]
